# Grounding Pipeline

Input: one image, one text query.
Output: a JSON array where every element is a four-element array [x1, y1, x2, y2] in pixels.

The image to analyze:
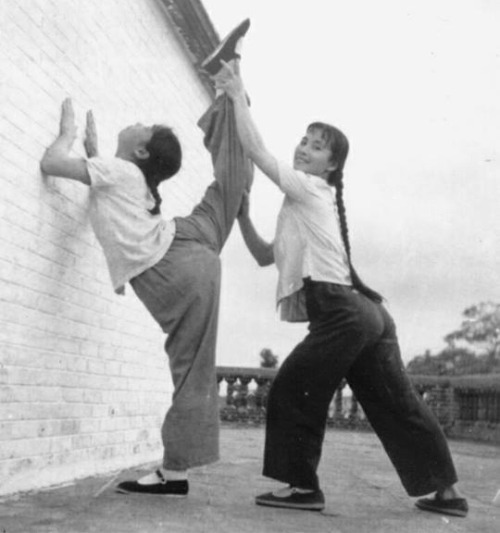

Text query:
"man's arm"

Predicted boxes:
[[237, 192, 274, 267], [40, 98, 90, 185]]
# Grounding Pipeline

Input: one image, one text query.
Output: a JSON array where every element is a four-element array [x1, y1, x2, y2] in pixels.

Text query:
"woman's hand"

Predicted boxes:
[[213, 60, 246, 101], [238, 190, 250, 219], [83, 110, 98, 158], [59, 98, 77, 141]]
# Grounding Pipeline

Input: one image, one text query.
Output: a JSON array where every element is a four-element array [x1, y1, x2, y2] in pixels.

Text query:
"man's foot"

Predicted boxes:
[[255, 486, 325, 511], [415, 493, 468, 518], [116, 469, 189, 496], [201, 18, 250, 75]]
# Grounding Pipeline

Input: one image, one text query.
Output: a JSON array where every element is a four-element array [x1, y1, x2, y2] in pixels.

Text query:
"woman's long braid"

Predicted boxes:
[[332, 169, 383, 304], [333, 172, 351, 257]]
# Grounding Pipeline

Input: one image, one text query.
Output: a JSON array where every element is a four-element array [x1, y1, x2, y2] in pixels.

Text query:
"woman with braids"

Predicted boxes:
[[39, 15, 253, 499], [216, 62, 468, 517]]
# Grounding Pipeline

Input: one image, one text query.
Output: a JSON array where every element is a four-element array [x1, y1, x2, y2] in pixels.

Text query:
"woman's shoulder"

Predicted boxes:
[[278, 160, 330, 204], [277, 160, 311, 192]]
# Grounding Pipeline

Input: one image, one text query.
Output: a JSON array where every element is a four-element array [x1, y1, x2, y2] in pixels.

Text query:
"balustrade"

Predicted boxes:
[[217, 367, 368, 428], [217, 367, 500, 443], [217, 367, 276, 424]]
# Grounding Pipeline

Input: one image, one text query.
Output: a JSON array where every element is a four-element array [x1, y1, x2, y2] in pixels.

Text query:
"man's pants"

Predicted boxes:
[[263, 280, 458, 496], [130, 96, 252, 469]]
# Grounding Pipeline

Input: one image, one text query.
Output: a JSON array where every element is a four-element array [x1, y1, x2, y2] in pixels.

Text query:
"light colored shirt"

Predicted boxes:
[[274, 161, 352, 321], [87, 157, 176, 294]]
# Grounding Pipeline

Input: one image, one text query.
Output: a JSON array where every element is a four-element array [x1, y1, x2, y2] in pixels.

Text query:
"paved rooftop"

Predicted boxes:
[[0, 427, 499, 533]]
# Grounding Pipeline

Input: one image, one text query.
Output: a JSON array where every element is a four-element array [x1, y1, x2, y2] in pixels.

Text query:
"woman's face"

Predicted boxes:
[[293, 129, 335, 179]]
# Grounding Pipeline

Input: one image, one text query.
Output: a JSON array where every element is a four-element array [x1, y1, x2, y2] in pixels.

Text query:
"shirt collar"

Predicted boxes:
[[307, 172, 331, 190]]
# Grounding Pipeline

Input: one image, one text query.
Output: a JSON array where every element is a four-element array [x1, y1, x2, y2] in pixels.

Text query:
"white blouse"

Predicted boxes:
[[273, 161, 352, 321]]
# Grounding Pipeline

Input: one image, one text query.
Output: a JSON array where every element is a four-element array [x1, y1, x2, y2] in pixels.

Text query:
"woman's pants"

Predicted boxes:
[[130, 96, 252, 470], [263, 280, 458, 496]]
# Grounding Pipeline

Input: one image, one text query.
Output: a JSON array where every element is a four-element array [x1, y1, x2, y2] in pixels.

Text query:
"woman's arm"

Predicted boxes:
[[40, 98, 90, 184], [216, 62, 281, 187], [237, 192, 274, 267]]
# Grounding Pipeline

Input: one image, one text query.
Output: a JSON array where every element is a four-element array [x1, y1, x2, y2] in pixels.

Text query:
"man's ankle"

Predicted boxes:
[[160, 467, 188, 481]]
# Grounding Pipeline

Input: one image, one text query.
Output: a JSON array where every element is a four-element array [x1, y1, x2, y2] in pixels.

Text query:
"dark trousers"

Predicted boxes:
[[263, 280, 458, 496]]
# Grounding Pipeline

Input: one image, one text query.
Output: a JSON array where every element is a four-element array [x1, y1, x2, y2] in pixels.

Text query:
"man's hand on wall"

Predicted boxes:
[[84, 110, 98, 158], [59, 98, 77, 142]]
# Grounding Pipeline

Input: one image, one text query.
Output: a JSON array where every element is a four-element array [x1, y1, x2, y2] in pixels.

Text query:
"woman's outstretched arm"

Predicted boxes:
[[237, 191, 274, 267], [40, 98, 90, 184], [216, 61, 281, 187]]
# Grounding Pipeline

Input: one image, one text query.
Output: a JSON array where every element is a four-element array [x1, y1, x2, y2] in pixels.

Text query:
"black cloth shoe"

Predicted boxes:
[[415, 494, 468, 517], [116, 469, 188, 496], [255, 488, 325, 511], [201, 18, 250, 75]]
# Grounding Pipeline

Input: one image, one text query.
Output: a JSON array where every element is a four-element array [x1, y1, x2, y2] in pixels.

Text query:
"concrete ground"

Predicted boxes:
[[0, 427, 499, 533]]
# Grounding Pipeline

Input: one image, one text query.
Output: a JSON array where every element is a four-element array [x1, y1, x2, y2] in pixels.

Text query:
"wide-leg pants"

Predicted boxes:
[[130, 96, 252, 470], [263, 280, 458, 496]]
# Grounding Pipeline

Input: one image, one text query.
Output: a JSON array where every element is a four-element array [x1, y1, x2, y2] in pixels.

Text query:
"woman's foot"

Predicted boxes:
[[416, 485, 468, 518], [415, 493, 468, 517], [437, 484, 463, 500], [255, 485, 325, 511]]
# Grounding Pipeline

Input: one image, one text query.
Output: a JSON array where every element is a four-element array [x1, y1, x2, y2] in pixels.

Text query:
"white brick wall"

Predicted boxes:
[[0, 0, 214, 495]]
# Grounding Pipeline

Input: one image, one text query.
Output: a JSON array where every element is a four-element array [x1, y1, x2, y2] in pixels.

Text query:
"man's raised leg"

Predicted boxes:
[[179, 92, 253, 254]]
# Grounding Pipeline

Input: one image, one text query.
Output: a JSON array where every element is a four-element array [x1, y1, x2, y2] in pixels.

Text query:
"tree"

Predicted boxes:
[[259, 348, 279, 369], [407, 349, 445, 375], [407, 347, 481, 376], [444, 302, 500, 362], [406, 302, 500, 375]]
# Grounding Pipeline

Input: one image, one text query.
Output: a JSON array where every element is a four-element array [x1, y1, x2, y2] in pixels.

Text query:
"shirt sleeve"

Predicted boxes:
[[276, 160, 317, 203], [87, 157, 126, 188]]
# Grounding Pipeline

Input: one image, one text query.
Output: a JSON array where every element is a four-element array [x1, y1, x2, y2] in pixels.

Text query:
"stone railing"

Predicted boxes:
[[217, 367, 276, 425], [217, 367, 500, 444]]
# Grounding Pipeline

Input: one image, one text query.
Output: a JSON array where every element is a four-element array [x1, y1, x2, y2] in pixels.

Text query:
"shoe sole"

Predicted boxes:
[[256, 499, 324, 511], [115, 488, 188, 497]]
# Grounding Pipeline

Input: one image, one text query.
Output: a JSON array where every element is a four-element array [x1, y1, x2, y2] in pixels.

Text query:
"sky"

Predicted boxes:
[[201, 0, 500, 368]]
